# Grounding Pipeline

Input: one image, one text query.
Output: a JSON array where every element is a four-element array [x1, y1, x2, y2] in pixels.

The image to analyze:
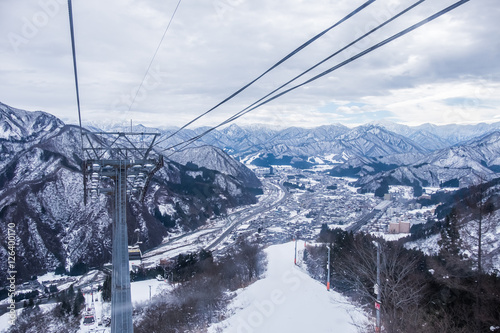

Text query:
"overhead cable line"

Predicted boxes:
[[129, 0, 183, 112], [154, 0, 376, 147], [172, 0, 425, 149], [158, 0, 470, 156], [203, 0, 427, 134], [67, 0, 84, 153], [158, 0, 430, 153]]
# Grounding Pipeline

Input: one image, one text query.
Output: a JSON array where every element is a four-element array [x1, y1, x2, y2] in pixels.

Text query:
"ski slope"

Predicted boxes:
[[209, 241, 369, 333], [0, 242, 368, 333]]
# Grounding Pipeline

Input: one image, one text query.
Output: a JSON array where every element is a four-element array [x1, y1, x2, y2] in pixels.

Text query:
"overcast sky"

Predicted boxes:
[[1, 0, 499, 129]]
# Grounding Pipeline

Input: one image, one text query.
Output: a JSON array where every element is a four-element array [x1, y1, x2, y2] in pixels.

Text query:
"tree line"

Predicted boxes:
[[7, 284, 85, 333], [304, 223, 500, 333]]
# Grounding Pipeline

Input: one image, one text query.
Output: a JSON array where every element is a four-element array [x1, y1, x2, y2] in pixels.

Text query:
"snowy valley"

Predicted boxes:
[[1, 102, 500, 332]]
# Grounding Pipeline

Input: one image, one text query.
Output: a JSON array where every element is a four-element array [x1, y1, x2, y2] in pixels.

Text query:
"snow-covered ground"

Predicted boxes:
[[371, 232, 410, 241], [130, 279, 172, 305], [209, 241, 369, 333], [405, 233, 442, 256], [0, 307, 23, 333], [389, 185, 414, 199]]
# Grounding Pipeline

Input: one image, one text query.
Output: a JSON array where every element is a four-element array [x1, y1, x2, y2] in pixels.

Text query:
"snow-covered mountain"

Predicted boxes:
[[211, 122, 500, 192], [337, 124, 428, 157], [198, 121, 500, 196], [369, 120, 500, 150], [90, 118, 500, 171], [0, 103, 262, 284], [0, 102, 63, 141], [355, 131, 500, 193], [203, 123, 427, 169], [167, 145, 261, 189], [0, 102, 64, 171], [415, 122, 500, 146], [82, 117, 500, 198]]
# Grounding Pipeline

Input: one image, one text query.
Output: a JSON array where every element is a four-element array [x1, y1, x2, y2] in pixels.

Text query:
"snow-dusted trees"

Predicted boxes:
[[432, 181, 500, 333], [436, 178, 499, 275], [458, 182, 497, 275], [100, 274, 111, 302], [134, 237, 267, 333], [436, 207, 472, 278], [7, 284, 83, 333], [307, 216, 500, 333]]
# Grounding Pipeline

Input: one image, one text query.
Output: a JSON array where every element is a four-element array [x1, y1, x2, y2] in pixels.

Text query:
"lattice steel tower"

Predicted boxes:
[[83, 131, 162, 333]]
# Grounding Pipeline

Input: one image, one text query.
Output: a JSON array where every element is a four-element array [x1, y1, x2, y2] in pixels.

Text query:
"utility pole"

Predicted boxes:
[[373, 241, 381, 332], [327, 244, 331, 291], [294, 239, 297, 265], [83, 131, 162, 333]]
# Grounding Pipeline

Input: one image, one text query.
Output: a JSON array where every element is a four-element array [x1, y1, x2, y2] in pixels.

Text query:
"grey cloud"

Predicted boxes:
[[0, 0, 498, 127]]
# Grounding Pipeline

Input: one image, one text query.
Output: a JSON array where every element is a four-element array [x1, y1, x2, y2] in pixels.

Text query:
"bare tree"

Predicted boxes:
[[333, 235, 427, 333], [457, 181, 497, 273]]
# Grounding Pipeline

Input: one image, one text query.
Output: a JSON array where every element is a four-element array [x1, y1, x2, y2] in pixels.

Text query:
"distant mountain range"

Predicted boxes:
[[86, 115, 500, 194], [141, 120, 500, 194]]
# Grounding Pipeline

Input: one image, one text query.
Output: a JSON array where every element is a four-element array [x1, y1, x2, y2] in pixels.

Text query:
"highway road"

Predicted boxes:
[[347, 201, 391, 233], [142, 178, 288, 260], [347, 210, 378, 233], [205, 180, 287, 250]]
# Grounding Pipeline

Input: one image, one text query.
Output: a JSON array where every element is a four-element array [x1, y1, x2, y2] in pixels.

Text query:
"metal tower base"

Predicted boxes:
[[111, 162, 133, 332]]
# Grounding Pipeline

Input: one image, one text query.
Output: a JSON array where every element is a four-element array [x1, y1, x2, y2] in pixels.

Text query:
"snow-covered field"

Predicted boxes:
[[209, 241, 369, 333]]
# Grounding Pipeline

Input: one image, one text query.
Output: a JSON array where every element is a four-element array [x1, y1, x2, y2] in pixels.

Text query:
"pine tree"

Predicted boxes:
[[439, 208, 461, 257], [67, 284, 75, 298], [62, 298, 71, 315], [73, 289, 85, 317], [101, 275, 111, 302]]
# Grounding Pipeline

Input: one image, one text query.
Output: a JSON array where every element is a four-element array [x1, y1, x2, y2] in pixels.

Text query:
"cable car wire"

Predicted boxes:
[[67, 0, 84, 153], [129, 0, 183, 112], [158, 0, 470, 156], [154, 0, 376, 147], [172, 0, 425, 149]]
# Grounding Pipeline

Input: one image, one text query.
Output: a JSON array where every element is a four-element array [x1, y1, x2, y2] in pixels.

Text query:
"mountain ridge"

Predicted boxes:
[[78, 107, 500, 194]]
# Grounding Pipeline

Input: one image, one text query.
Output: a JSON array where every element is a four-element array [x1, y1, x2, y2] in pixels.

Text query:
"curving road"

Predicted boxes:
[[206, 179, 288, 250], [141, 178, 288, 260]]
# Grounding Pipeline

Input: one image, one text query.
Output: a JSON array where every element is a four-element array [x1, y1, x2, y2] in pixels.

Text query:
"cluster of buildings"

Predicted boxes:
[[377, 190, 436, 234]]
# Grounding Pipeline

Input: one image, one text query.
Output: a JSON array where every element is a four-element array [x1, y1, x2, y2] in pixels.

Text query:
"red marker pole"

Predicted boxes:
[[373, 241, 381, 332], [327, 245, 331, 291]]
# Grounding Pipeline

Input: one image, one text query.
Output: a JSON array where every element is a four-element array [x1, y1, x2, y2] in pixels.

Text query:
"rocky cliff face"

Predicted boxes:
[[0, 103, 262, 283]]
